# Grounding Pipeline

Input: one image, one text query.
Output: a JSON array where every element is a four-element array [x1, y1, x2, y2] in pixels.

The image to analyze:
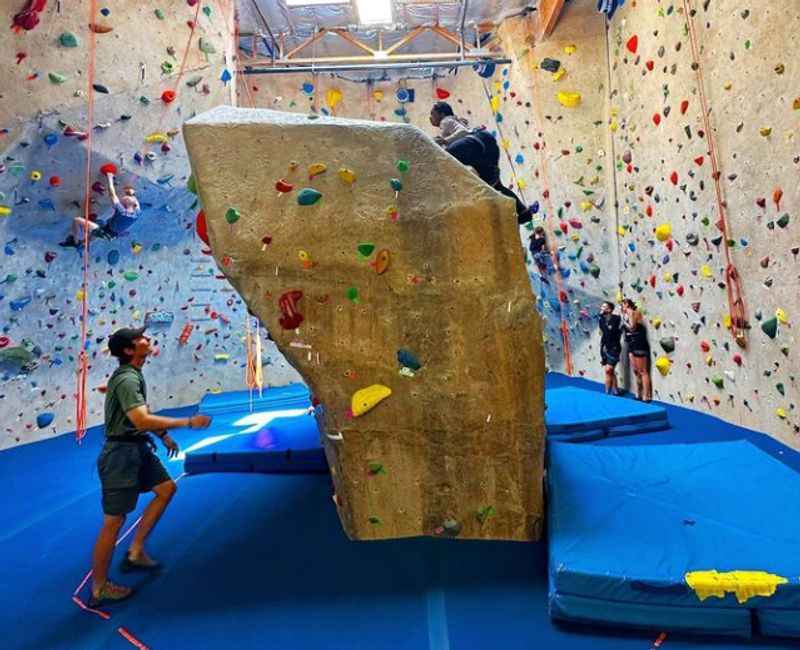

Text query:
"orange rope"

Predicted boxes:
[[528, 48, 574, 375], [683, 0, 747, 346], [75, 0, 99, 444]]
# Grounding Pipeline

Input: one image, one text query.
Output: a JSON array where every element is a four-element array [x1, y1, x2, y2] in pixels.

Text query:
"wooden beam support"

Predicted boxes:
[[248, 50, 493, 67], [430, 26, 471, 51], [384, 25, 427, 55], [285, 28, 328, 60], [332, 29, 375, 55], [535, 0, 566, 41]]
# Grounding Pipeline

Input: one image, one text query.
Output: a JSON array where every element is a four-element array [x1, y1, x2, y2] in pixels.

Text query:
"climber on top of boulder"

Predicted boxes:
[[430, 101, 532, 225]]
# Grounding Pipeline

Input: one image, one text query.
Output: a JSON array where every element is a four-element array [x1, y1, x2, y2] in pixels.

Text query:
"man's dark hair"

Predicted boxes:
[[108, 327, 146, 365], [602, 301, 615, 311], [432, 101, 454, 117]]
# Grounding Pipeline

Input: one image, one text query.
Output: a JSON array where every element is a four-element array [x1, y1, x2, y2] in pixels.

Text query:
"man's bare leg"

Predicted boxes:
[[92, 514, 125, 596], [128, 480, 176, 559]]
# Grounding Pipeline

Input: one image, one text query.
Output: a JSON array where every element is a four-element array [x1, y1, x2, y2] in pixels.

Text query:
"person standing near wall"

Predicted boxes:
[[429, 102, 532, 224], [89, 327, 212, 607], [622, 299, 652, 402], [598, 301, 623, 395]]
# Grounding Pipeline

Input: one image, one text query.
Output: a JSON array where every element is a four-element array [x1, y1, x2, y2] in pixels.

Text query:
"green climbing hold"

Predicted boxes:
[[187, 174, 197, 194], [161, 61, 174, 74], [367, 462, 386, 475], [776, 383, 785, 396], [203, 5, 212, 17], [107, 281, 116, 289], [659, 336, 676, 353], [123, 271, 139, 281], [346, 287, 360, 304], [589, 264, 600, 279], [761, 316, 778, 339], [139, 96, 151, 105], [59, 32, 79, 48], [198, 38, 216, 54], [711, 375, 724, 389], [225, 208, 241, 224], [154, 8, 165, 19], [48, 72, 67, 84], [297, 188, 322, 206], [396, 160, 410, 173], [776, 213, 790, 228], [476, 505, 497, 524], [390, 178, 403, 192], [368, 516, 382, 525], [357, 243, 375, 258]]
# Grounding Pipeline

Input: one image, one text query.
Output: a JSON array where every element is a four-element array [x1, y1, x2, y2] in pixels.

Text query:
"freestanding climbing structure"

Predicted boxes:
[[184, 107, 546, 541]]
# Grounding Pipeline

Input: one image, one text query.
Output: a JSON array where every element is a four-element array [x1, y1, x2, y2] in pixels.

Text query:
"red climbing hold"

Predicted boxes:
[[16, 51, 26, 64], [44, 251, 56, 263], [278, 290, 304, 330], [652, 113, 661, 126], [48, 175, 61, 186], [733, 354, 743, 366], [680, 100, 689, 115], [196, 210, 210, 246], [435, 88, 450, 100], [645, 60, 654, 71], [100, 162, 117, 176], [676, 285, 685, 296], [161, 89, 177, 103], [275, 179, 293, 193], [649, 275, 656, 288], [756, 197, 766, 209], [646, 205, 653, 217], [670, 171, 678, 185], [694, 156, 704, 166], [626, 35, 639, 54], [11, 0, 47, 32]]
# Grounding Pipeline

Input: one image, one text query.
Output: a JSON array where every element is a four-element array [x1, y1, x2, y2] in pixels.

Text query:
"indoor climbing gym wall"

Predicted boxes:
[[607, 0, 799, 446], [0, 1, 300, 449]]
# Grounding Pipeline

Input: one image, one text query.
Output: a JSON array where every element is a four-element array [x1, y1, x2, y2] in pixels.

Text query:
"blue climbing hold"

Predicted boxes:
[[10, 296, 32, 311], [515, 154, 525, 165], [36, 412, 54, 428], [107, 249, 120, 265], [44, 133, 58, 148], [38, 198, 55, 210], [302, 82, 314, 94], [531, 201, 540, 214], [220, 69, 232, 84]]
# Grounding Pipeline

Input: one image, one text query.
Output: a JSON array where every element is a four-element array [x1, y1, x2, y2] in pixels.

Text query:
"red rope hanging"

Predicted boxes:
[[683, 0, 748, 347]]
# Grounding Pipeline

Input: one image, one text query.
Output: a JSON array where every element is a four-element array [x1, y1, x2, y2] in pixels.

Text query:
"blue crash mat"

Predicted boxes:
[[545, 387, 669, 441], [183, 384, 328, 475], [547, 440, 800, 639]]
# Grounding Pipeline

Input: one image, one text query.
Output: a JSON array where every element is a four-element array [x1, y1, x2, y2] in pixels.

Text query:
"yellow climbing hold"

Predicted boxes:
[[775, 308, 788, 324], [552, 68, 566, 82], [501, 138, 511, 150], [0, 206, 11, 217], [145, 132, 169, 143], [564, 44, 577, 55], [652, 318, 662, 329], [723, 314, 732, 329], [580, 200, 593, 212], [685, 570, 788, 605], [777, 408, 787, 419], [30, 170, 42, 181], [490, 95, 501, 112], [662, 272, 673, 283], [655, 356, 672, 376], [701, 265, 713, 278], [76, 289, 85, 301], [326, 88, 343, 109], [351, 384, 392, 417], [610, 118, 619, 132], [617, 225, 627, 236], [655, 223, 672, 241], [337, 168, 357, 185], [759, 127, 772, 137], [308, 162, 327, 179], [372, 90, 384, 101], [517, 179, 527, 190], [557, 92, 582, 108]]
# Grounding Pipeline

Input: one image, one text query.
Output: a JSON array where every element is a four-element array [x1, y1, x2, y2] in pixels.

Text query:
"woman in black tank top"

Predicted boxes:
[[622, 299, 652, 402]]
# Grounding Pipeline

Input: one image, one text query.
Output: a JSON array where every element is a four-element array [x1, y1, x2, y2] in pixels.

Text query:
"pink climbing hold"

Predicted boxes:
[[626, 35, 639, 54]]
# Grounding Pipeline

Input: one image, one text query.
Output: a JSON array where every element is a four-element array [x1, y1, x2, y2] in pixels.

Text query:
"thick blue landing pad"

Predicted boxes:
[[183, 384, 328, 475], [548, 440, 800, 639], [545, 387, 669, 441]]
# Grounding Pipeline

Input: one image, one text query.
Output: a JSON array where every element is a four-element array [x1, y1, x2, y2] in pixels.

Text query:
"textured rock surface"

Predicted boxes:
[[184, 107, 545, 541]]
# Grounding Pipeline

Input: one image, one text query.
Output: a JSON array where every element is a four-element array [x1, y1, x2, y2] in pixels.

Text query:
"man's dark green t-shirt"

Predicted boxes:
[[104, 364, 147, 438]]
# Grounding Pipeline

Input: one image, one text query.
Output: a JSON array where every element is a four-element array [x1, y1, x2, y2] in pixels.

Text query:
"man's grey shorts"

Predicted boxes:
[[97, 438, 171, 516]]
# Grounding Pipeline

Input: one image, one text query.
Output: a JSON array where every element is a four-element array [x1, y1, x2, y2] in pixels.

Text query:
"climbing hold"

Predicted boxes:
[[220, 69, 232, 84], [711, 375, 724, 389], [198, 37, 216, 54], [655, 224, 672, 242], [655, 356, 672, 376], [161, 89, 177, 103], [107, 249, 120, 265], [298, 250, 315, 269], [759, 127, 772, 137], [308, 162, 327, 179], [373, 89, 384, 101], [776, 408, 787, 419], [772, 188, 783, 211], [196, 211, 209, 245], [278, 290, 304, 330], [326, 88, 343, 109], [275, 179, 294, 193], [302, 82, 314, 94], [224, 208, 240, 225], [93, 83, 110, 94], [36, 412, 55, 429], [435, 88, 450, 99], [89, 22, 113, 33], [59, 32, 79, 48], [540, 58, 561, 73], [346, 287, 360, 304], [372, 249, 390, 275], [776, 213, 790, 228], [357, 243, 375, 259], [397, 348, 421, 371], [123, 271, 139, 281], [48, 72, 67, 84], [557, 92, 582, 108], [440, 519, 462, 537], [154, 8, 165, 19], [626, 35, 639, 54], [351, 385, 392, 417], [297, 188, 322, 206], [396, 160, 410, 173], [99, 163, 118, 176], [30, 170, 42, 182], [659, 337, 676, 353], [0, 206, 12, 217], [652, 113, 661, 126], [390, 178, 403, 192], [700, 265, 713, 278], [337, 168, 356, 185], [775, 308, 788, 325], [144, 132, 168, 144]]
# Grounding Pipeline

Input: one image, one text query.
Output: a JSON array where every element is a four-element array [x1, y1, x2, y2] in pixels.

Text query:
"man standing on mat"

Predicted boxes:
[[89, 327, 212, 607], [598, 301, 623, 395]]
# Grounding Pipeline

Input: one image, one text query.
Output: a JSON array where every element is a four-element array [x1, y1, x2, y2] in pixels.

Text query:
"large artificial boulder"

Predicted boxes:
[[184, 107, 545, 541]]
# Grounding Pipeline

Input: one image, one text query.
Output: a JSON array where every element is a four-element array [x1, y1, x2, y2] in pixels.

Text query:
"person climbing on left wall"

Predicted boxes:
[[89, 327, 212, 607], [60, 171, 141, 247]]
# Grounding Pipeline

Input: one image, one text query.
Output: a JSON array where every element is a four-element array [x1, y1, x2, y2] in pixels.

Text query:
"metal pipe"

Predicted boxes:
[[457, 0, 470, 61], [250, 0, 279, 62], [243, 57, 511, 75]]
